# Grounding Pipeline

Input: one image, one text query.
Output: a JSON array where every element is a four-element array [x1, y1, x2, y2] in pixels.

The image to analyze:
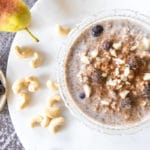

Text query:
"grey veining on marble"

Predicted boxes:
[[0, 0, 37, 149]]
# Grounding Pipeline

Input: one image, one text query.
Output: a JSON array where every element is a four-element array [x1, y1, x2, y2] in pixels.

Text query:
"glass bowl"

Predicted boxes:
[[57, 9, 150, 135]]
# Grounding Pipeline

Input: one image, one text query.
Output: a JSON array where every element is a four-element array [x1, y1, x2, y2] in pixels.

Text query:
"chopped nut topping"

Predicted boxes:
[[143, 73, 150, 81], [112, 42, 122, 50], [89, 49, 99, 58], [114, 58, 125, 65], [114, 68, 119, 76], [142, 37, 150, 50], [101, 100, 110, 106], [110, 48, 117, 57], [106, 78, 118, 86], [119, 90, 130, 99], [83, 84, 91, 98], [80, 56, 90, 64], [124, 65, 130, 77]]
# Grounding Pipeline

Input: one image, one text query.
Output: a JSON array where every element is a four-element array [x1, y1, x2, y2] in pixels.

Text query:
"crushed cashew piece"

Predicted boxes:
[[48, 117, 64, 134], [114, 68, 119, 76], [102, 73, 107, 77], [119, 90, 129, 99], [89, 49, 98, 58], [142, 37, 150, 50], [112, 42, 122, 50], [83, 84, 91, 98], [56, 24, 71, 36], [80, 56, 90, 64], [143, 73, 150, 81], [124, 65, 130, 77], [106, 78, 118, 86], [114, 58, 125, 65], [110, 48, 117, 57], [101, 100, 110, 106], [47, 80, 59, 91]]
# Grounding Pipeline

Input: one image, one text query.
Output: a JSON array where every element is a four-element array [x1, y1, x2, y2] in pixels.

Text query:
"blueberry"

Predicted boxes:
[[79, 92, 85, 99], [0, 85, 5, 95], [91, 25, 103, 37]]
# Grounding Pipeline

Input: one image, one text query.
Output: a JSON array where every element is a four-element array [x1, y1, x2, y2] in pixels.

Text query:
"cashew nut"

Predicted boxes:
[[14, 46, 34, 58], [44, 107, 60, 118], [12, 79, 28, 94], [56, 24, 71, 36], [29, 52, 42, 68], [46, 80, 59, 91], [25, 76, 39, 92], [30, 115, 43, 128], [41, 116, 51, 128], [48, 117, 64, 134], [49, 94, 61, 107], [18, 92, 30, 109]]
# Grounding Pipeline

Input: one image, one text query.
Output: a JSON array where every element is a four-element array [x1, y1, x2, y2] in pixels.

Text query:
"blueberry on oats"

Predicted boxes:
[[92, 25, 103, 37]]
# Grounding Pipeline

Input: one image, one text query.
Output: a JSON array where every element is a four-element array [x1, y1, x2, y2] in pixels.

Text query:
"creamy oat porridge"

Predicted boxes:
[[65, 19, 150, 125]]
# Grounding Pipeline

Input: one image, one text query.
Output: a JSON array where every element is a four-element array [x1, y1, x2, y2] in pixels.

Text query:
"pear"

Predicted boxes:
[[0, 0, 39, 42]]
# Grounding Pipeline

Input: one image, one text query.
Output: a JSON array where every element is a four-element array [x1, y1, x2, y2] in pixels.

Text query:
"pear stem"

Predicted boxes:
[[24, 27, 39, 42]]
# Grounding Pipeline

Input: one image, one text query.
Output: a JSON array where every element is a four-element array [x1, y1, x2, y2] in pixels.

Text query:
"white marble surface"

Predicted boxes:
[[6, 0, 150, 150], [2, 0, 150, 149], [0, 1, 37, 149]]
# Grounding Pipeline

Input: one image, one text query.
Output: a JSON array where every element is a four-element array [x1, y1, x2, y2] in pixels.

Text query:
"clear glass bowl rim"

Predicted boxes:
[[57, 9, 150, 135]]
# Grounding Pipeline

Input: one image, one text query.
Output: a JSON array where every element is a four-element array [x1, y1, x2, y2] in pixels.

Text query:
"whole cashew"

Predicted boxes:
[[14, 46, 34, 58], [29, 52, 42, 68], [12, 79, 28, 94], [25, 76, 39, 92], [48, 117, 64, 134], [56, 24, 71, 36], [18, 92, 30, 109]]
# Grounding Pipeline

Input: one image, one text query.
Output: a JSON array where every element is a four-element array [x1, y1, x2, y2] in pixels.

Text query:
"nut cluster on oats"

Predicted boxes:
[[78, 27, 150, 107]]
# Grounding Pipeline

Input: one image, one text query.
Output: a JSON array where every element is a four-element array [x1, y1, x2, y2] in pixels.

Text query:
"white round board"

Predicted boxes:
[[7, 0, 150, 150]]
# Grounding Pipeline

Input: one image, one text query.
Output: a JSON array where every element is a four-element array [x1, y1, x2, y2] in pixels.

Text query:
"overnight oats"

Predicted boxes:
[[64, 18, 150, 126], [58, 10, 150, 133]]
